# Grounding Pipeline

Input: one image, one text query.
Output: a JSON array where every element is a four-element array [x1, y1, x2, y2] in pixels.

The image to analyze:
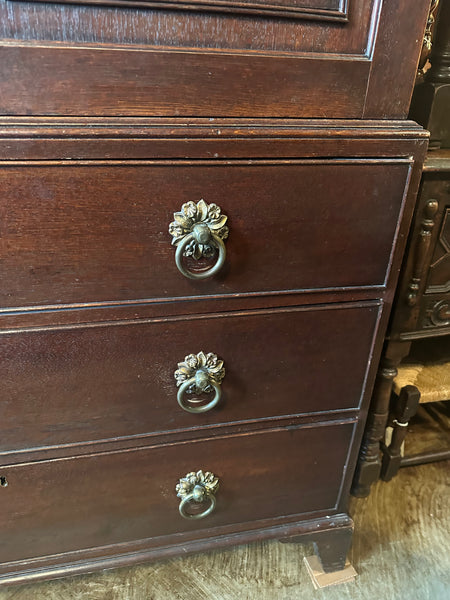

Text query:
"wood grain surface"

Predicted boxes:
[[0, 1, 430, 118], [0, 160, 411, 307], [0, 304, 377, 453], [0, 422, 354, 565], [0, 0, 374, 53], [0, 460, 447, 599]]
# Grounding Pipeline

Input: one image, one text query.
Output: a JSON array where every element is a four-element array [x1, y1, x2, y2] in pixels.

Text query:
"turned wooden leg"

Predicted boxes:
[[351, 359, 398, 497]]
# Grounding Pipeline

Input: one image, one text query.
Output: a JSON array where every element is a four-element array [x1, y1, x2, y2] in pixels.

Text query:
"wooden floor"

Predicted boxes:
[[0, 459, 448, 600]]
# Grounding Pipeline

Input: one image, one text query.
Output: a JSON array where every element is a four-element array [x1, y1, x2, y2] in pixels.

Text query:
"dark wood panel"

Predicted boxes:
[[0, 160, 411, 307], [363, 0, 431, 119], [0, 1, 431, 118], [0, 0, 372, 54], [9, 0, 348, 22], [0, 303, 378, 451], [0, 422, 354, 563], [0, 46, 368, 118]]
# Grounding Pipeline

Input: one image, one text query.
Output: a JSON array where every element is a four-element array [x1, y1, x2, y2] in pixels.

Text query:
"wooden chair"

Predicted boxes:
[[380, 359, 450, 481]]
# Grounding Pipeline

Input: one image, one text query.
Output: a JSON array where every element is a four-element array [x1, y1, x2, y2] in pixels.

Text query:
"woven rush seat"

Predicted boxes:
[[393, 362, 450, 403]]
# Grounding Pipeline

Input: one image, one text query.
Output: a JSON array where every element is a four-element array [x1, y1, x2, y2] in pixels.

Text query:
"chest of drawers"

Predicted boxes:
[[0, 0, 430, 587]]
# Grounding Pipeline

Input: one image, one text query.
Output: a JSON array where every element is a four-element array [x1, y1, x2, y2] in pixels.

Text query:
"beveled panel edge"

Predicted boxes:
[[0, 412, 359, 465], [0, 513, 353, 587], [6, 0, 349, 22]]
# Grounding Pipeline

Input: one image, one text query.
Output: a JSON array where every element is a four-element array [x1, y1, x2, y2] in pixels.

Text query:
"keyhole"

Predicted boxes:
[[0, 476, 8, 487]]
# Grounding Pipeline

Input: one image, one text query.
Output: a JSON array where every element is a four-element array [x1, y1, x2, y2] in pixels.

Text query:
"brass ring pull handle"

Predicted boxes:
[[175, 230, 226, 280], [177, 375, 222, 413], [176, 471, 219, 520], [174, 352, 225, 414], [169, 200, 229, 280]]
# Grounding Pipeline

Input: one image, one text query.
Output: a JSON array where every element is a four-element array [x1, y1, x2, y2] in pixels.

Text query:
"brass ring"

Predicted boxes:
[[175, 233, 226, 280], [178, 492, 216, 520], [177, 377, 222, 413]]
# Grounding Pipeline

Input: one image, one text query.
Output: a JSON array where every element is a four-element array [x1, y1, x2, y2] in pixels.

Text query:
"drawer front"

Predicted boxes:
[[0, 303, 378, 452], [0, 422, 354, 564], [0, 160, 411, 307], [0, 1, 429, 118]]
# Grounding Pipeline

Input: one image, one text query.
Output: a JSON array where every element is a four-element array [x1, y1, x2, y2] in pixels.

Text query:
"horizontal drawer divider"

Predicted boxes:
[[0, 157, 414, 167], [0, 299, 382, 334], [0, 116, 428, 137], [0, 412, 359, 466]]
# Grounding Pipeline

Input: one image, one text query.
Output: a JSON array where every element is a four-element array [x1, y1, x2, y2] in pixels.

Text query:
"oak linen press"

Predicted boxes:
[[0, 0, 430, 586]]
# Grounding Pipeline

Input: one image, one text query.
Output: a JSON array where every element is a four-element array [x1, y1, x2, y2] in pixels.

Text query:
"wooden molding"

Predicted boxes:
[[6, 0, 349, 22]]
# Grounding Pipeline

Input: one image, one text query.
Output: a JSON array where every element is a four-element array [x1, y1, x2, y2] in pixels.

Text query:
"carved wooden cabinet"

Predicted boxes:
[[352, 0, 450, 494], [0, 0, 430, 586]]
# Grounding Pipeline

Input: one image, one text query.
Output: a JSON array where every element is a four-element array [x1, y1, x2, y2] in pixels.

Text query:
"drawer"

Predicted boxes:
[[0, 1, 428, 118], [0, 303, 378, 452], [0, 160, 411, 308], [0, 421, 354, 564]]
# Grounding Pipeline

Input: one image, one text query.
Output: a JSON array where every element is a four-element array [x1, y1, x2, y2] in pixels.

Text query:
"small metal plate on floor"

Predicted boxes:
[[303, 555, 357, 589]]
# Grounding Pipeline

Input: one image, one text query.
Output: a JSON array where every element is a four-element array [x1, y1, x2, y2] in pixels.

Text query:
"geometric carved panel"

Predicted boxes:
[[7, 0, 349, 21], [427, 207, 450, 293]]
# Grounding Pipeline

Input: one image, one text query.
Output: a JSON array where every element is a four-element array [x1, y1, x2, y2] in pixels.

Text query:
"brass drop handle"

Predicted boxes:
[[174, 352, 225, 414], [176, 470, 219, 520], [169, 199, 229, 280]]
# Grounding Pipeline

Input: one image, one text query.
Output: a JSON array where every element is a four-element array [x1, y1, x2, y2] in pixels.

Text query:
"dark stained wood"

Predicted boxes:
[[0, 463, 444, 597], [0, 118, 428, 161], [0, 45, 369, 118], [0, 515, 355, 587], [0, 159, 411, 308], [401, 449, 450, 466], [426, 206, 450, 292], [0, 303, 379, 453], [0, 0, 431, 586], [9, 0, 350, 22], [352, 152, 450, 495], [387, 159, 450, 338], [409, 0, 450, 148], [0, 0, 429, 118], [0, 0, 373, 53], [0, 422, 354, 567], [363, 0, 431, 119], [351, 359, 399, 498], [380, 385, 421, 481], [311, 522, 353, 573], [281, 515, 353, 573]]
